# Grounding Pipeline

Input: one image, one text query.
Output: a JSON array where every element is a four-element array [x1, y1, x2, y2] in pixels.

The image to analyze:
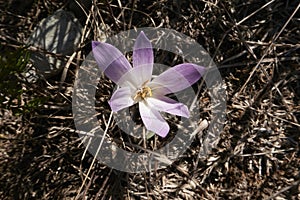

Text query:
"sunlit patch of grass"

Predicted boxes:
[[0, 48, 48, 115], [0, 48, 29, 106]]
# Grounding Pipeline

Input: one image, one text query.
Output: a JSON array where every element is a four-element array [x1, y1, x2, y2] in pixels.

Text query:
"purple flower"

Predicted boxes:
[[92, 32, 205, 137]]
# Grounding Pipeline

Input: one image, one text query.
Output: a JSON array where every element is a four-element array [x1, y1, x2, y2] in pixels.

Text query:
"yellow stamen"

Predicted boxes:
[[134, 86, 152, 101]]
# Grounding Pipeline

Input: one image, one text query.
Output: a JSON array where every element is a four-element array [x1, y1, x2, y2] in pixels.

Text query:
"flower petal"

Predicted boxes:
[[147, 96, 189, 118], [133, 32, 153, 83], [108, 87, 135, 112], [92, 41, 132, 84], [149, 63, 205, 95], [139, 102, 169, 137], [118, 64, 152, 89]]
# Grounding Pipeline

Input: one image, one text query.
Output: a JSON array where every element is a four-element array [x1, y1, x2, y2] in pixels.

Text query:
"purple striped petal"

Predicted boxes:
[[149, 63, 205, 95], [133, 32, 154, 67], [139, 102, 169, 137], [92, 41, 132, 84], [108, 87, 135, 112], [147, 96, 189, 118], [133, 32, 153, 82]]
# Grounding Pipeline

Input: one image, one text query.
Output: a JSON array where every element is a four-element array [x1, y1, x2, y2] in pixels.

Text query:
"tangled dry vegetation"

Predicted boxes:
[[0, 0, 299, 199]]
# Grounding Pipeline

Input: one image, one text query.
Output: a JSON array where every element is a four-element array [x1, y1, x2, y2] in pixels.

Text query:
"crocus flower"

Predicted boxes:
[[92, 32, 205, 137]]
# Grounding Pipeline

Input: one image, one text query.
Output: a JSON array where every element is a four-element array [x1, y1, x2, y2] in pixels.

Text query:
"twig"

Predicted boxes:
[[75, 111, 114, 199], [265, 179, 300, 200], [236, 2, 300, 98]]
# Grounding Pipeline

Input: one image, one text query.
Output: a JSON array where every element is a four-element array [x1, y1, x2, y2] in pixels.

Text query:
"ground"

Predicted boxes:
[[0, 0, 299, 199]]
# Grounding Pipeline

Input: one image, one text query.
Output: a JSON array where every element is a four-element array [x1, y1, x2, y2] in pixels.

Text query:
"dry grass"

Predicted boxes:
[[0, 0, 299, 199]]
